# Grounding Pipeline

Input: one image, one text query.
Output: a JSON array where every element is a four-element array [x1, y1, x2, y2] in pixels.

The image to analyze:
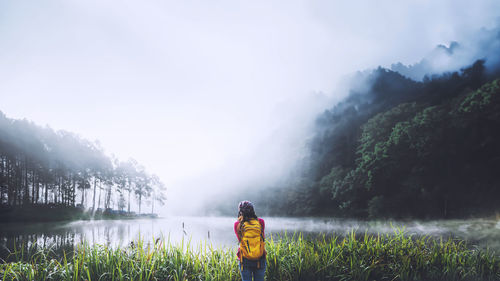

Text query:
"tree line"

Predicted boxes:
[[269, 60, 500, 218], [0, 113, 166, 214], [220, 58, 500, 219]]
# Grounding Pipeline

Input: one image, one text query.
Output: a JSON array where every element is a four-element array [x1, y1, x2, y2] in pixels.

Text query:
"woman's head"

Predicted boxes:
[[238, 200, 257, 220]]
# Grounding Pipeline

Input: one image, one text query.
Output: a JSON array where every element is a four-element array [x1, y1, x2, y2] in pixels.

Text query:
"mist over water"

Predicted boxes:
[[3, 217, 500, 259], [2, 3, 500, 269]]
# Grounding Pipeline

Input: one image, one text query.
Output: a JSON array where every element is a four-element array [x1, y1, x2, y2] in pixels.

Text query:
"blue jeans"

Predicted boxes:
[[239, 257, 266, 281]]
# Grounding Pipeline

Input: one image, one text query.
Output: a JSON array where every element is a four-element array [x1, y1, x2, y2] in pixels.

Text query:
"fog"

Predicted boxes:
[[1, 0, 500, 215], [3, 217, 500, 255]]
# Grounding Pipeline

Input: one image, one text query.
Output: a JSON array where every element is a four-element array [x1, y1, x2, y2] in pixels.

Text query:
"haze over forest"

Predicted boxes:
[[2, 0, 500, 217]]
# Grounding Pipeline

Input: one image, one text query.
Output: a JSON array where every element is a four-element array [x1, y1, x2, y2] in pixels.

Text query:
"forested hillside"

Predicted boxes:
[[239, 26, 500, 219], [208, 53, 500, 219], [261, 61, 500, 218], [0, 114, 166, 216]]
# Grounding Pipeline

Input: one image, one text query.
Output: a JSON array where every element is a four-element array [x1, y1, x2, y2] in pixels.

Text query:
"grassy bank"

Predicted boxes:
[[1, 230, 499, 281]]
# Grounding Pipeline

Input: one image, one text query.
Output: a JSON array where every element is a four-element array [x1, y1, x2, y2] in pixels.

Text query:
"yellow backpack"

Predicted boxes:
[[239, 219, 265, 260]]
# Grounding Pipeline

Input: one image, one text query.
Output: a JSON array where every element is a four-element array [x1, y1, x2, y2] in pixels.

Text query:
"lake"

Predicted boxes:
[[2, 216, 500, 259]]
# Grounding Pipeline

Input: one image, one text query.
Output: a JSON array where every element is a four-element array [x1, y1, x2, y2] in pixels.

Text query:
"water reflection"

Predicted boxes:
[[1, 216, 500, 260]]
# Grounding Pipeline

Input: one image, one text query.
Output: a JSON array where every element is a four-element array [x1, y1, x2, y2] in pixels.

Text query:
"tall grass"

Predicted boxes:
[[1, 229, 499, 280]]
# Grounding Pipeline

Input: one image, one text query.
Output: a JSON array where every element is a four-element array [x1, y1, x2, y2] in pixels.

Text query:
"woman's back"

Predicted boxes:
[[234, 201, 267, 281]]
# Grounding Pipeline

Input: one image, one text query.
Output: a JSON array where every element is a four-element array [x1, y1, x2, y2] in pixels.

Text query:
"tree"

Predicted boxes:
[[0, 110, 167, 216]]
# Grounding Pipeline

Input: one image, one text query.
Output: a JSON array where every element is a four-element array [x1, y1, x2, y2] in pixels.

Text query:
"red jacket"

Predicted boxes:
[[234, 218, 266, 260]]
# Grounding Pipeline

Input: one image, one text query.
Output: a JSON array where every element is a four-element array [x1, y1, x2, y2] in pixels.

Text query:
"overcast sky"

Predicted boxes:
[[1, 0, 499, 213]]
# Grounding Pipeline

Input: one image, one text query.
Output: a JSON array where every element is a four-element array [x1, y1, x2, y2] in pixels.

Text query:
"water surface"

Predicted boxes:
[[2, 216, 500, 259]]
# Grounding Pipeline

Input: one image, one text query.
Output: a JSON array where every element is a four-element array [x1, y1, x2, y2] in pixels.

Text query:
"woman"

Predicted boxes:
[[234, 201, 266, 281]]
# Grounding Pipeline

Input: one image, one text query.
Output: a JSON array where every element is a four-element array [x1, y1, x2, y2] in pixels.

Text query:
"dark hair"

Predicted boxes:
[[237, 201, 258, 238], [238, 200, 257, 221]]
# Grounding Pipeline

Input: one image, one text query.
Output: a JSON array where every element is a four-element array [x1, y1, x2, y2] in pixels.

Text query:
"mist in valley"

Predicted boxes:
[[2, 1, 500, 255]]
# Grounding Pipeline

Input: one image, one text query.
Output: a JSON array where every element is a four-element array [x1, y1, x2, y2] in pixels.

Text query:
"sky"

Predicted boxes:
[[1, 0, 500, 214]]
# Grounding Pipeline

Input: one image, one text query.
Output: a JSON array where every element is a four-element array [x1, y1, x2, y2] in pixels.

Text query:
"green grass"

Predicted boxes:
[[1, 230, 500, 281]]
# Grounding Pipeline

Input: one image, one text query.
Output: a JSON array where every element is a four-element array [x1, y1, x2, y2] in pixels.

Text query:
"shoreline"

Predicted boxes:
[[0, 204, 158, 223], [1, 232, 499, 281]]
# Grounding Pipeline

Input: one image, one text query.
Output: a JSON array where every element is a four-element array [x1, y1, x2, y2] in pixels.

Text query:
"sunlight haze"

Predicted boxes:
[[1, 0, 499, 214]]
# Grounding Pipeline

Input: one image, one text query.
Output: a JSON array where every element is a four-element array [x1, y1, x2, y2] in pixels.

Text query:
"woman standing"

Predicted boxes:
[[234, 201, 266, 281]]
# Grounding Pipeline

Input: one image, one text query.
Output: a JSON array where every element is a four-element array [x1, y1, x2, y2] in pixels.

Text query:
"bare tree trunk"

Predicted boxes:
[[98, 182, 102, 210], [58, 176, 62, 205], [15, 161, 21, 206], [53, 182, 57, 204], [138, 192, 142, 214], [105, 185, 112, 209], [35, 174, 39, 204], [31, 169, 36, 204], [24, 156, 29, 204], [127, 184, 131, 213], [54, 174, 58, 204], [80, 179, 85, 206], [44, 182, 48, 204], [92, 177, 97, 211], [72, 176, 76, 206]]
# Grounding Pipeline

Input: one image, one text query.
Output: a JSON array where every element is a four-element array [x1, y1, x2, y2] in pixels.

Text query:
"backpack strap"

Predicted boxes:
[[258, 219, 265, 241]]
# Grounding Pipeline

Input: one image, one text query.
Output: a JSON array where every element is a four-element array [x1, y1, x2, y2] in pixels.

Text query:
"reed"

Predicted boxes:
[[1, 229, 499, 281]]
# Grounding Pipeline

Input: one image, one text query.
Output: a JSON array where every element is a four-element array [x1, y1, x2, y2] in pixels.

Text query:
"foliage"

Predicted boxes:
[[1, 231, 499, 281], [246, 60, 500, 219], [0, 113, 166, 218], [318, 78, 500, 218]]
